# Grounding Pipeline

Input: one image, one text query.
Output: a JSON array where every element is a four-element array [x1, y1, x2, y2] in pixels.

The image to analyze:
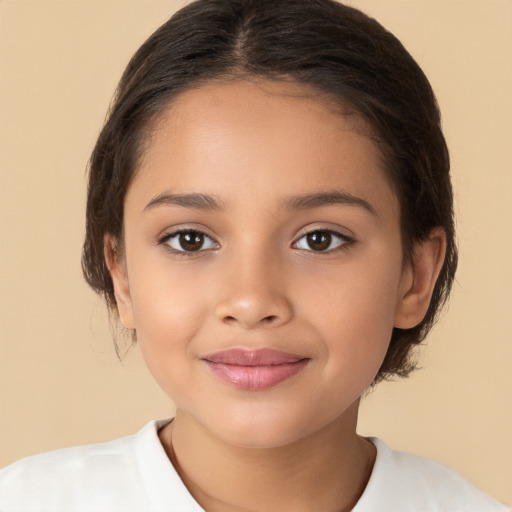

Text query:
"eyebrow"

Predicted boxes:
[[144, 189, 375, 215], [144, 193, 224, 211], [283, 190, 376, 215]]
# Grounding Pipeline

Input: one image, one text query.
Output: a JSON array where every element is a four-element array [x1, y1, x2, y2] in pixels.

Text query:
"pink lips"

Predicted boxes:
[[202, 348, 309, 390]]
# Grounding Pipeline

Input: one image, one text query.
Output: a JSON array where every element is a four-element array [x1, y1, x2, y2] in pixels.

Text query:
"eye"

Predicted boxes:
[[294, 230, 352, 252], [162, 230, 219, 253]]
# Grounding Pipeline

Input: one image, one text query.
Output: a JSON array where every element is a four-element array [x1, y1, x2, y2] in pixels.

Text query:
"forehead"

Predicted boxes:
[[129, 79, 398, 219]]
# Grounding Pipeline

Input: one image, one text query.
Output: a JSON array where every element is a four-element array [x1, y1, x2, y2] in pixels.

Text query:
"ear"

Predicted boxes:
[[394, 228, 447, 329], [104, 235, 135, 330]]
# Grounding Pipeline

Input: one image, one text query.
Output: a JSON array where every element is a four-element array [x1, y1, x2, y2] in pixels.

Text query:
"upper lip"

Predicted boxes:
[[202, 348, 307, 366]]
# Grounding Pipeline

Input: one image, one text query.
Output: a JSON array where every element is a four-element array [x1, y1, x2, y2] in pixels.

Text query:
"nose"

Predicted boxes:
[[214, 253, 293, 330]]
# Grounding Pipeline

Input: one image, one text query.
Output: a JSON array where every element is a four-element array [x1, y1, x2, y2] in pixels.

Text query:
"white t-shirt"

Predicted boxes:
[[0, 419, 508, 512]]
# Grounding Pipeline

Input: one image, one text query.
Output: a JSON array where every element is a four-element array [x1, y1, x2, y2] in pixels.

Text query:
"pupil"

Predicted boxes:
[[307, 231, 331, 251], [180, 232, 203, 251]]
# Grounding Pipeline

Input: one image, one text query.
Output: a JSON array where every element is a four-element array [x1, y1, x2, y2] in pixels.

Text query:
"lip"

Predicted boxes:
[[202, 348, 310, 390]]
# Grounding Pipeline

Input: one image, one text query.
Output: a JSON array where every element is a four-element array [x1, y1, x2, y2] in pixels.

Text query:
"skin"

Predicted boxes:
[[107, 80, 446, 511]]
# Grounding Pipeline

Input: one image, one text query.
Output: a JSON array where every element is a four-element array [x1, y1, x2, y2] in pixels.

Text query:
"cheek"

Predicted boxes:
[[126, 259, 209, 384], [299, 252, 403, 374], [132, 283, 203, 340]]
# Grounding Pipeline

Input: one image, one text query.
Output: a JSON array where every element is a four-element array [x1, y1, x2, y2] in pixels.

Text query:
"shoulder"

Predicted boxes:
[[354, 437, 509, 512], [0, 420, 167, 512]]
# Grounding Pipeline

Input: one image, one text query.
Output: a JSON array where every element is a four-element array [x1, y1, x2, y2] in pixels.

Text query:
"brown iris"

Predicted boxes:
[[306, 231, 332, 251], [179, 231, 204, 251]]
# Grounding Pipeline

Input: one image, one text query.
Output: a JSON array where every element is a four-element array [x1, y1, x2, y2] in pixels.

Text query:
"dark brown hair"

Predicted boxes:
[[82, 0, 457, 382]]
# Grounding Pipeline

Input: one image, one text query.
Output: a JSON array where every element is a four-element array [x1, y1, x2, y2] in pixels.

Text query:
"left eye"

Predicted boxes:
[[164, 230, 219, 252], [294, 230, 350, 252]]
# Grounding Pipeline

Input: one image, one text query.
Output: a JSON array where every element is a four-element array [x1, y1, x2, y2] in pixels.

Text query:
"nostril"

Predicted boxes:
[[222, 314, 278, 327]]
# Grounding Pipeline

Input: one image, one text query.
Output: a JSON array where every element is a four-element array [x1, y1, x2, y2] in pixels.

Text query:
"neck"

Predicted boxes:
[[159, 403, 376, 512]]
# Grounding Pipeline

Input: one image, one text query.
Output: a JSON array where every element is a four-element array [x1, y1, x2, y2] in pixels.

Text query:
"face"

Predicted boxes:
[[111, 80, 419, 448]]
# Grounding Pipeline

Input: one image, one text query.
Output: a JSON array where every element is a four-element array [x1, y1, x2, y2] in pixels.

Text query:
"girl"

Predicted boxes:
[[0, 0, 509, 510]]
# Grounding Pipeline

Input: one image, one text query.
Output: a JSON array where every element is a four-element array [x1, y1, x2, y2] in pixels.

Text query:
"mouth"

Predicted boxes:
[[201, 348, 310, 390]]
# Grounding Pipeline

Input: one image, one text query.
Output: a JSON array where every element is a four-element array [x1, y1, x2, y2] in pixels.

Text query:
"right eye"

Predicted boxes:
[[161, 230, 219, 253]]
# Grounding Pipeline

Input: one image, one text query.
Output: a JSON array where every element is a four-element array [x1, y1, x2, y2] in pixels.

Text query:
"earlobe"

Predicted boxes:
[[394, 228, 447, 329], [104, 235, 135, 330]]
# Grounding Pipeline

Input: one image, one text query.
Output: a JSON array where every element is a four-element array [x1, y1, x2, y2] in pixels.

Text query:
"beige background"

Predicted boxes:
[[0, 0, 511, 504]]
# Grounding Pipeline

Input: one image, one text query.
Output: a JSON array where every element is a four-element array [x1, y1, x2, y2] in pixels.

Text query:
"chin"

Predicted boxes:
[[202, 405, 333, 450]]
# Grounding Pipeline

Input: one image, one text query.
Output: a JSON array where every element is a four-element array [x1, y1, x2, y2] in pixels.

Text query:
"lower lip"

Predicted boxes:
[[203, 359, 309, 390]]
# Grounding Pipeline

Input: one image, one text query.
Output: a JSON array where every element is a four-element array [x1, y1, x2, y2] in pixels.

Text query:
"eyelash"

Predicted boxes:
[[158, 228, 354, 257], [158, 229, 219, 257], [294, 229, 354, 253]]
